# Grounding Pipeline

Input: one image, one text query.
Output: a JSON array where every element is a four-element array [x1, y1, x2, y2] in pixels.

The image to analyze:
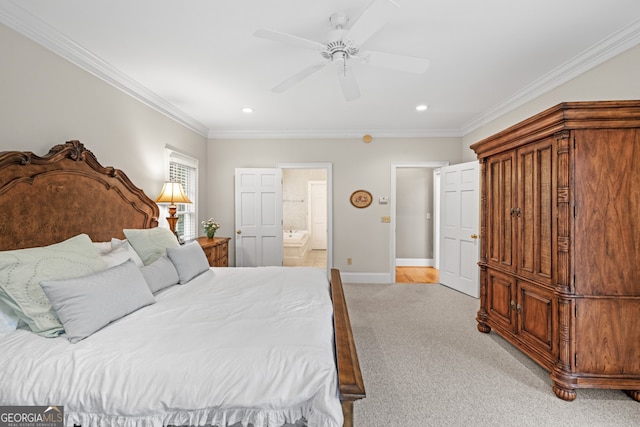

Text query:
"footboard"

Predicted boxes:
[[330, 269, 366, 427]]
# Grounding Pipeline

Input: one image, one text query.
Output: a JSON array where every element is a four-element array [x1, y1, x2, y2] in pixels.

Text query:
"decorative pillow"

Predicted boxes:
[[40, 260, 155, 343], [108, 239, 144, 268], [0, 297, 19, 339], [166, 241, 210, 284], [0, 233, 106, 337], [140, 256, 180, 293], [123, 228, 179, 266]]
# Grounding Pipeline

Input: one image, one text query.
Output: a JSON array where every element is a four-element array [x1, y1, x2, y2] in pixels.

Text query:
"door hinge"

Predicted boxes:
[[573, 136, 577, 149], [574, 205, 577, 218], [575, 353, 578, 367]]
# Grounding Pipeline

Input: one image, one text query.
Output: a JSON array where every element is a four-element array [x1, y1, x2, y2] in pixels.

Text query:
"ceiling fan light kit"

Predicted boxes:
[[254, 0, 429, 102]]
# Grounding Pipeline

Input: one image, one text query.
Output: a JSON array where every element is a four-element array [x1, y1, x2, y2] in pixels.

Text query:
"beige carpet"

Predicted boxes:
[[343, 282, 640, 427]]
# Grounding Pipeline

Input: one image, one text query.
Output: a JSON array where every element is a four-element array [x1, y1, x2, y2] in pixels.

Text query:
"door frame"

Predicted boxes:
[[390, 161, 449, 283], [278, 162, 333, 275]]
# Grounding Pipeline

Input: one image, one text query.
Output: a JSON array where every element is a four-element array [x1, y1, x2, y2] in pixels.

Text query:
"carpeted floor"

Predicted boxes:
[[343, 282, 640, 427]]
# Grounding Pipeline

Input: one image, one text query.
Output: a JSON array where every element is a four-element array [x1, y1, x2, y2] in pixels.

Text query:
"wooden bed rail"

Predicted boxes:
[[330, 268, 366, 427]]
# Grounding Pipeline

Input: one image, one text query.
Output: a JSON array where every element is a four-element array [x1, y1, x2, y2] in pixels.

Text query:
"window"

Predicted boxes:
[[167, 149, 198, 241]]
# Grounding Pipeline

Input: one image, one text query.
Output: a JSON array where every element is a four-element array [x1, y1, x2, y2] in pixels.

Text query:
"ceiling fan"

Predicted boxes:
[[254, 0, 430, 101]]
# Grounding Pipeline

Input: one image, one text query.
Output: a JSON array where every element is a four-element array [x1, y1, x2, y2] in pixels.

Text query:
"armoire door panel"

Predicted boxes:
[[518, 281, 554, 355], [517, 138, 555, 284], [575, 299, 640, 375], [486, 269, 515, 330], [486, 152, 515, 271], [573, 129, 640, 296]]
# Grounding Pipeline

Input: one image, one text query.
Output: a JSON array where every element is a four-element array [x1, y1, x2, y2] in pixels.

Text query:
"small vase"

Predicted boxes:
[[206, 230, 216, 239]]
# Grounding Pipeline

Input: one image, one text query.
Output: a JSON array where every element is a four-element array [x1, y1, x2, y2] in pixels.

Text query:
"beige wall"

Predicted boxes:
[[207, 137, 462, 272], [0, 23, 208, 228], [5, 18, 638, 277], [461, 44, 640, 161]]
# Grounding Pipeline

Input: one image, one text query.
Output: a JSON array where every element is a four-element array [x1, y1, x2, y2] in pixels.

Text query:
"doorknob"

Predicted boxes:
[[471, 234, 478, 239], [236, 229, 242, 234]]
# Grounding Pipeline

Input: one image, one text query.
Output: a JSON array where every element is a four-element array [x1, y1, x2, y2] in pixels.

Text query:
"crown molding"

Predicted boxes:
[[207, 128, 463, 140], [0, 1, 209, 138], [461, 17, 640, 135]]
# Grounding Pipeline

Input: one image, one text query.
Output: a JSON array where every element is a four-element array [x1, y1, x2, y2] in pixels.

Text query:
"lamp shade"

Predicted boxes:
[[154, 182, 192, 205]]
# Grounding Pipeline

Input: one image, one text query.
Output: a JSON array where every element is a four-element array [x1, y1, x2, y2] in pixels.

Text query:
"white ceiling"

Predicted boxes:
[[2, 0, 640, 139]]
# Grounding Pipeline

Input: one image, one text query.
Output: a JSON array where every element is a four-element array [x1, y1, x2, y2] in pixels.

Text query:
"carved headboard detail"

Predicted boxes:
[[0, 141, 159, 251]]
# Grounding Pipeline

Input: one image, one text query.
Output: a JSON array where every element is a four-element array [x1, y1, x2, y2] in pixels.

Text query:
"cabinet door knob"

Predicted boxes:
[[236, 229, 242, 234], [510, 300, 516, 309]]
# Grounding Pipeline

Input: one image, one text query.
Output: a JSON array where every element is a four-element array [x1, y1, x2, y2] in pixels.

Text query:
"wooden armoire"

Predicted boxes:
[[471, 101, 640, 401]]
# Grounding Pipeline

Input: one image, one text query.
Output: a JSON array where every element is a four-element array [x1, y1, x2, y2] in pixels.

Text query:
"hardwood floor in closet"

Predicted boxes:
[[396, 267, 439, 284]]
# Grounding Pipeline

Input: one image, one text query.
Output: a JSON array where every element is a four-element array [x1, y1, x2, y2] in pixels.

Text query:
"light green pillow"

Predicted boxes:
[[0, 233, 106, 336], [123, 228, 179, 266], [41, 260, 155, 343]]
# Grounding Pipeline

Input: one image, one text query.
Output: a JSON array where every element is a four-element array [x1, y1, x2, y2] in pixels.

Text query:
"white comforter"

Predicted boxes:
[[0, 267, 342, 427]]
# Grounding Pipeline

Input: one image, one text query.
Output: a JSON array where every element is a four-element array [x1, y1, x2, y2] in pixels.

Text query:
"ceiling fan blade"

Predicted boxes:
[[344, 0, 400, 46], [359, 50, 430, 74], [254, 28, 326, 51], [273, 63, 327, 93], [336, 66, 360, 102]]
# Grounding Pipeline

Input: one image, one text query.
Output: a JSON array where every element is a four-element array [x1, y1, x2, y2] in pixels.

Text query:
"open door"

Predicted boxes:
[[235, 168, 283, 267], [439, 161, 480, 298]]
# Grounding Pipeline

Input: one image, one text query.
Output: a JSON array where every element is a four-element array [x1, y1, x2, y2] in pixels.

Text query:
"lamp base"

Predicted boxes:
[[166, 205, 180, 241]]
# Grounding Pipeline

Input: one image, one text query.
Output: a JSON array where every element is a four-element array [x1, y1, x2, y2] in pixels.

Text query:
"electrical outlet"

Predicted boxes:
[[347, 258, 352, 265]]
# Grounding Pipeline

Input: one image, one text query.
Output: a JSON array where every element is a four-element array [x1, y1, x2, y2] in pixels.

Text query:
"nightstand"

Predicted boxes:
[[195, 236, 230, 267]]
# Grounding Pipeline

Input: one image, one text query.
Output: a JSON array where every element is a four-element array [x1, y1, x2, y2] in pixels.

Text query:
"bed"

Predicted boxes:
[[0, 141, 365, 427]]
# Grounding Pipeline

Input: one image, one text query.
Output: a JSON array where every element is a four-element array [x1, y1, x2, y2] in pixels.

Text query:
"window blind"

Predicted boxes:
[[168, 151, 198, 241]]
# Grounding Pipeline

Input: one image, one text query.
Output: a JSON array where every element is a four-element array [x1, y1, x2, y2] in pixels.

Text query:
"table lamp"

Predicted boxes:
[[154, 181, 192, 237]]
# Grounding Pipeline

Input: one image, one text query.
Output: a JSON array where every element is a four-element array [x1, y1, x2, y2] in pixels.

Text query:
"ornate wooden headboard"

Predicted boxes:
[[0, 141, 159, 251]]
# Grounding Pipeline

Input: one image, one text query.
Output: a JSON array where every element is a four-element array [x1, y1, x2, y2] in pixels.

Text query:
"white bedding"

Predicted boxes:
[[0, 267, 342, 427]]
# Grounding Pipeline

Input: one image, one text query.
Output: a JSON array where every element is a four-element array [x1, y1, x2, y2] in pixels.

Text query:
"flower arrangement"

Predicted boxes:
[[202, 218, 221, 238]]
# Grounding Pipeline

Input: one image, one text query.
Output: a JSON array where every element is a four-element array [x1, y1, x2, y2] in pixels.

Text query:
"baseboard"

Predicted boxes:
[[396, 258, 434, 267], [340, 272, 391, 284]]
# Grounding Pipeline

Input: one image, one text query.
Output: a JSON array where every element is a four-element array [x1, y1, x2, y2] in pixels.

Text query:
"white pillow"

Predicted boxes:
[[123, 228, 179, 266], [40, 260, 155, 343], [140, 256, 180, 293], [0, 233, 106, 337], [109, 239, 144, 267], [166, 241, 210, 284]]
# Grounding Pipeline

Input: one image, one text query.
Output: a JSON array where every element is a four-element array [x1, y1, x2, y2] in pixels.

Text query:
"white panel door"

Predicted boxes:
[[439, 161, 480, 298], [235, 168, 283, 267], [309, 180, 327, 249]]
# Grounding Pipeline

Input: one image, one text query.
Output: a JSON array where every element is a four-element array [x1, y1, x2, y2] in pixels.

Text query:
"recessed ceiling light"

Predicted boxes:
[[416, 104, 428, 112], [241, 107, 253, 113]]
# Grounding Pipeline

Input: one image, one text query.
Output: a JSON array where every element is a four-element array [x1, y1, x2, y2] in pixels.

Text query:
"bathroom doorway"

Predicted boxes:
[[278, 163, 332, 272]]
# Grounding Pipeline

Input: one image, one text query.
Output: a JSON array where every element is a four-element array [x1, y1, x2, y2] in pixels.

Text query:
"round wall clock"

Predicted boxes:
[[350, 190, 372, 208]]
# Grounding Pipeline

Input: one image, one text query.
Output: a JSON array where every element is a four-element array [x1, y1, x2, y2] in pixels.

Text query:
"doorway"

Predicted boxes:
[[391, 162, 448, 284], [278, 163, 332, 272]]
